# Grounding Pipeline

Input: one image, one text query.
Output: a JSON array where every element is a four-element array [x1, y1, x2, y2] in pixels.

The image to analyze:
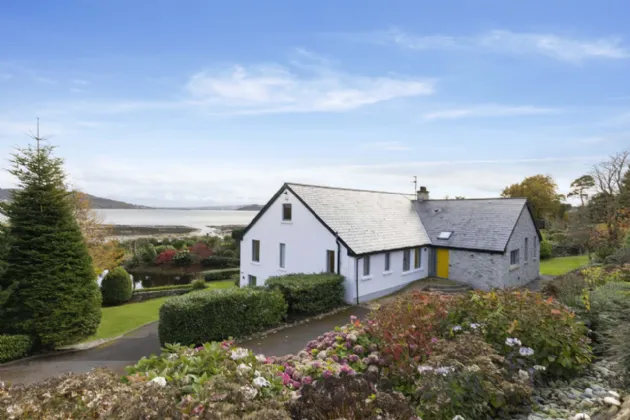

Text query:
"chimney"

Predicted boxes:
[[417, 186, 429, 201]]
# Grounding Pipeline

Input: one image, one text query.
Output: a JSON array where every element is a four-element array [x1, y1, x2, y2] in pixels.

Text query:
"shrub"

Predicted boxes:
[[137, 245, 157, 264], [449, 290, 592, 378], [220, 249, 238, 258], [540, 240, 553, 259], [100, 267, 133, 306], [191, 279, 206, 290], [154, 245, 175, 255], [231, 227, 245, 242], [0, 334, 33, 363], [204, 268, 240, 282], [132, 284, 194, 294], [155, 249, 177, 265], [189, 242, 213, 259], [201, 256, 240, 269], [367, 292, 454, 378], [172, 250, 193, 267], [588, 282, 630, 353], [411, 333, 532, 420], [171, 239, 187, 250], [540, 270, 587, 309], [265, 273, 345, 316], [158, 288, 287, 345], [606, 247, 630, 265]]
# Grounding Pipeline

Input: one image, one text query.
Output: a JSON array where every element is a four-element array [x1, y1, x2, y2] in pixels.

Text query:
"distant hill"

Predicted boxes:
[[237, 204, 263, 211], [0, 189, 152, 209]]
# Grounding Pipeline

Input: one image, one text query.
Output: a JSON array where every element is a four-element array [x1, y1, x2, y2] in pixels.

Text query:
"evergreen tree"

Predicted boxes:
[[1, 142, 101, 349]]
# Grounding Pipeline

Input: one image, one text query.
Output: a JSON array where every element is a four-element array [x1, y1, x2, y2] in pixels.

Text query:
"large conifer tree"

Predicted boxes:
[[1, 143, 101, 349]]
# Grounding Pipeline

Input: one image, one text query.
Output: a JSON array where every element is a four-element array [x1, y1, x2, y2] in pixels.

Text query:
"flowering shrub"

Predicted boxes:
[[189, 242, 213, 259], [155, 249, 177, 265], [449, 290, 592, 378], [172, 250, 193, 267], [411, 333, 532, 420], [366, 291, 454, 378]]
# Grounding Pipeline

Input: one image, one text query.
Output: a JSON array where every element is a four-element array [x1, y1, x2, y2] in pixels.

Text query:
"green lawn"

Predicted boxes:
[[84, 280, 235, 342], [540, 255, 590, 276]]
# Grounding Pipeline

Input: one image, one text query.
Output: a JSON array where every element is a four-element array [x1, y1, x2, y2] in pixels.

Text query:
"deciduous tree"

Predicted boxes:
[[568, 175, 595, 207], [501, 175, 565, 223]]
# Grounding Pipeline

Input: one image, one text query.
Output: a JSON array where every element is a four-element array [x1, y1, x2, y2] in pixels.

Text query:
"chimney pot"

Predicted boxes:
[[417, 186, 430, 201]]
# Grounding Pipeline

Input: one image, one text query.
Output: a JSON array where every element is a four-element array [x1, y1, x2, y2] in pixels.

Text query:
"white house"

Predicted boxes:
[[239, 183, 541, 304]]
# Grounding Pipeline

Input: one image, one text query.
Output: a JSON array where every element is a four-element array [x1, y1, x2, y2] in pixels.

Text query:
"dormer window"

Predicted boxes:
[[437, 231, 453, 240], [282, 203, 292, 221]]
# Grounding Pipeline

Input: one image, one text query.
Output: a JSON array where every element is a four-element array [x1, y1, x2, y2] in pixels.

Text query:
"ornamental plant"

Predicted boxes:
[[448, 290, 592, 378], [155, 249, 177, 265]]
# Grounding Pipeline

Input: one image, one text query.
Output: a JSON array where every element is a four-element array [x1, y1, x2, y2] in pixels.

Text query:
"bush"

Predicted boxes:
[[138, 245, 157, 264], [411, 333, 532, 420], [172, 250, 193, 267], [449, 290, 592, 378], [231, 227, 246, 242], [171, 239, 187, 250], [204, 268, 240, 281], [541, 270, 587, 309], [100, 267, 133, 306], [540, 240, 553, 260], [605, 247, 630, 265], [158, 288, 287, 345], [589, 282, 630, 354], [0, 334, 33, 363], [155, 249, 177, 265], [154, 245, 175, 255], [201, 256, 240, 269], [132, 284, 196, 294], [191, 279, 206, 290], [265, 273, 345, 316], [189, 242, 213, 259], [220, 249, 238, 258]]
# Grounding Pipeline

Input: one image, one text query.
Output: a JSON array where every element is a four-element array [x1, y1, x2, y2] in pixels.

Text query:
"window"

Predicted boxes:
[[363, 256, 371, 277], [414, 247, 421, 269], [282, 203, 292, 221], [524, 238, 529, 261], [326, 250, 335, 273], [248, 275, 257, 286], [384, 252, 391, 271], [437, 231, 453, 240], [403, 249, 411, 272], [252, 240, 260, 262], [279, 243, 286, 268], [510, 249, 520, 266], [533, 237, 537, 260]]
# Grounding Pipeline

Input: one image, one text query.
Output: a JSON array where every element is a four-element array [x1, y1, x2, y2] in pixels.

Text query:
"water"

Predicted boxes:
[[95, 209, 258, 235]]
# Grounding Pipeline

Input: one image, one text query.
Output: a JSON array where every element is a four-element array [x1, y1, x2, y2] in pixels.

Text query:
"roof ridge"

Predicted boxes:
[[286, 182, 413, 196], [425, 197, 526, 202]]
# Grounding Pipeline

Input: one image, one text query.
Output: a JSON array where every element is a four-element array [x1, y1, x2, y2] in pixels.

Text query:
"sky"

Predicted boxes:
[[1, 0, 629, 206]]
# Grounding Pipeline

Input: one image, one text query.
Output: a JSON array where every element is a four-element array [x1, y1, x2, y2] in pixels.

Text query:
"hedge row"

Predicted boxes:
[[158, 288, 287, 346], [266, 273, 345, 315], [0, 334, 33, 363], [132, 284, 195, 294], [200, 256, 239, 269], [204, 268, 240, 282]]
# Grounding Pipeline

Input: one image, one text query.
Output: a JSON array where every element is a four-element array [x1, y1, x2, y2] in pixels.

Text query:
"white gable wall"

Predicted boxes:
[[240, 188, 353, 288], [501, 207, 540, 287]]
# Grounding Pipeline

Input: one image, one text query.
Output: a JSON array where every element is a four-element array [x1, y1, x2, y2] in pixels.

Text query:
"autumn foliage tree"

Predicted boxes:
[[70, 191, 125, 276], [501, 175, 566, 223]]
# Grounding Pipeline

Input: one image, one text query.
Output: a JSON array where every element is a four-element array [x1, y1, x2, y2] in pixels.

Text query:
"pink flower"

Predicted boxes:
[[350, 315, 357, 322], [348, 355, 360, 363], [280, 372, 291, 386], [312, 361, 321, 369], [302, 376, 313, 385], [195, 346, 203, 352], [331, 355, 339, 362], [340, 365, 355, 375], [431, 337, 438, 343], [353, 345, 365, 355], [322, 370, 333, 379], [345, 341, 352, 349]]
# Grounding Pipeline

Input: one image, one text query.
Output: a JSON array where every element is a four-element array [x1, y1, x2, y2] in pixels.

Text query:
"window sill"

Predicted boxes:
[[278, 267, 286, 272], [281, 221, 293, 224], [383, 270, 393, 276], [402, 268, 424, 276], [509, 264, 520, 271], [360, 276, 373, 282], [251, 261, 261, 266]]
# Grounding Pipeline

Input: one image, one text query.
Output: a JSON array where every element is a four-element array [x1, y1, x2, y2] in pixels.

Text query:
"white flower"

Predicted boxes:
[[519, 347, 535, 357], [240, 386, 258, 400], [571, 414, 591, 420], [167, 353, 178, 361], [533, 365, 546, 371], [317, 351, 328, 360], [465, 365, 480, 373], [505, 337, 522, 347], [435, 366, 453, 376], [452, 325, 462, 332], [252, 376, 270, 388], [347, 333, 358, 342], [237, 363, 252, 373], [417, 365, 433, 374], [255, 354, 267, 362], [453, 416, 466, 420], [290, 391, 300, 400], [469, 323, 480, 330], [150, 376, 167, 387], [231, 347, 249, 360], [518, 369, 530, 381], [254, 370, 262, 377]]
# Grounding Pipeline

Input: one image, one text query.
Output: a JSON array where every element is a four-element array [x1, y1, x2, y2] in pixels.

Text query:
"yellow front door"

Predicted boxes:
[[436, 248, 449, 278]]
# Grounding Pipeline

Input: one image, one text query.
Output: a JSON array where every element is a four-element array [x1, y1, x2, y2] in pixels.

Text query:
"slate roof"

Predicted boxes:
[[413, 198, 528, 253], [287, 183, 431, 255], [245, 182, 537, 256]]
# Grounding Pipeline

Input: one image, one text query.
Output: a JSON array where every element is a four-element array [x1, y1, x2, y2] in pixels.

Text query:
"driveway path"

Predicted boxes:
[[0, 306, 370, 385]]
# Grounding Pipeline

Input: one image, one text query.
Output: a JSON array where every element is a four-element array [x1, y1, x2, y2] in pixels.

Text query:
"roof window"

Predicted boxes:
[[437, 231, 453, 240]]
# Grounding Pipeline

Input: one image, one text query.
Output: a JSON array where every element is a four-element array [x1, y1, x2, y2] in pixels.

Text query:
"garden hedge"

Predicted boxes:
[[158, 287, 287, 345], [200, 256, 239, 269], [265, 273, 345, 315], [101, 267, 133, 306], [0, 334, 33, 363], [204, 268, 240, 282]]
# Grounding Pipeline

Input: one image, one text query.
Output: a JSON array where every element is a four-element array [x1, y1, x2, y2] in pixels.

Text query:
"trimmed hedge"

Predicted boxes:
[[265, 273, 345, 316], [200, 256, 239, 269], [133, 284, 195, 294], [158, 288, 287, 345], [0, 334, 33, 363], [204, 268, 240, 282], [101, 267, 133, 306]]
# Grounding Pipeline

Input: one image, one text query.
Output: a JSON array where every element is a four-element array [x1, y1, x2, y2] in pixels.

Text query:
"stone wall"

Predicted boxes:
[[502, 207, 541, 287], [448, 249, 504, 290]]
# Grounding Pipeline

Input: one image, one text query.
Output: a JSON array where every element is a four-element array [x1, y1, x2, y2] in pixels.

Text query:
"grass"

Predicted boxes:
[[540, 255, 590, 276], [84, 280, 235, 342]]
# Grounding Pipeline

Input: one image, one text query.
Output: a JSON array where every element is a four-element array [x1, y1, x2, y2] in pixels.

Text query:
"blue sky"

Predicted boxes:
[[1, 0, 629, 206]]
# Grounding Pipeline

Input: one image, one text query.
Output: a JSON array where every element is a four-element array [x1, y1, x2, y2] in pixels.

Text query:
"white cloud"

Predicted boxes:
[[72, 79, 90, 86], [364, 141, 411, 151], [185, 63, 435, 114], [422, 105, 560, 120], [376, 29, 629, 62], [34, 76, 57, 84]]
